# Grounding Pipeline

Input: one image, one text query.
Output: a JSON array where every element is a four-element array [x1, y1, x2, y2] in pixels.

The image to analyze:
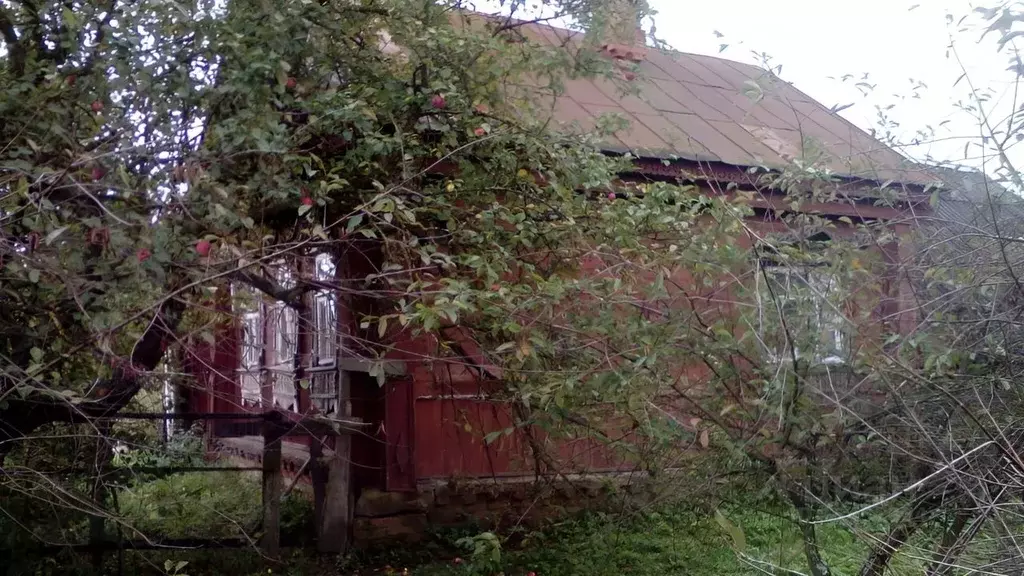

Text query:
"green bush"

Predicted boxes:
[[405, 498, 926, 576], [111, 427, 206, 472], [116, 469, 311, 541]]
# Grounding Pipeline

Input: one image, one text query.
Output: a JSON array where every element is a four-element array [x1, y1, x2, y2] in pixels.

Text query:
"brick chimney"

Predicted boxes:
[[598, 0, 648, 63]]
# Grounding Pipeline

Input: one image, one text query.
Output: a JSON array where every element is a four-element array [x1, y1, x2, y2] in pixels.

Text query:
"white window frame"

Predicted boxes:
[[755, 259, 847, 367], [312, 253, 338, 367], [232, 284, 264, 407], [240, 311, 263, 370], [272, 303, 297, 367]]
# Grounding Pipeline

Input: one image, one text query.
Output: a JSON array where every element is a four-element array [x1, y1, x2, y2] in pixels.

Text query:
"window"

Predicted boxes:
[[309, 370, 339, 414], [240, 311, 262, 369], [232, 284, 263, 407], [274, 305, 297, 366], [312, 253, 337, 366], [269, 265, 298, 367], [755, 239, 848, 366]]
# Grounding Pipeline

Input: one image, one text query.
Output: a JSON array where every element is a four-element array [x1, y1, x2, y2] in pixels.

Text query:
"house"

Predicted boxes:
[[179, 4, 939, 542]]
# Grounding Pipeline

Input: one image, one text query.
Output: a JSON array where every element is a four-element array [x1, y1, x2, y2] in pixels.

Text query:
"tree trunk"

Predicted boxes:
[[926, 502, 993, 576], [858, 497, 936, 576], [926, 512, 969, 576], [89, 420, 113, 573], [261, 411, 284, 559], [318, 436, 352, 553], [788, 488, 832, 576]]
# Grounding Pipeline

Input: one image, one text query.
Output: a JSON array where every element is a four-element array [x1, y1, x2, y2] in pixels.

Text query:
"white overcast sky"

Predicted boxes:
[[649, 0, 1021, 172]]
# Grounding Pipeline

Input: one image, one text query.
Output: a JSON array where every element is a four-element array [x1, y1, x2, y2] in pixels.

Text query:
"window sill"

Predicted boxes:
[[764, 354, 849, 370]]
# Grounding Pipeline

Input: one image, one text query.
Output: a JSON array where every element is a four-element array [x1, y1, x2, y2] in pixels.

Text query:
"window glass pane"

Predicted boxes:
[[312, 253, 337, 365], [758, 257, 847, 365], [241, 312, 262, 369], [275, 305, 297, 365], [231, 283, 264, 406]]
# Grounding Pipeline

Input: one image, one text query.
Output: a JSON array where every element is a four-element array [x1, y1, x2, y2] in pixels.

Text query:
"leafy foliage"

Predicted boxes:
[[4, 1, 1024, 575], [370, 499, 924, 576], [117, 468, 311, 540]]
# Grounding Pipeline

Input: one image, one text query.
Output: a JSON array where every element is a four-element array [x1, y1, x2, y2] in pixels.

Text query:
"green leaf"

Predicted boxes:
[[298, 204, 312, 217], [714, 509, 746, 552], [28, 269, 40, 284], [346, 213, 364, 233], [368, 362, 386, 386], [44, 227, 68, 245], [62, 7, 79, 29]]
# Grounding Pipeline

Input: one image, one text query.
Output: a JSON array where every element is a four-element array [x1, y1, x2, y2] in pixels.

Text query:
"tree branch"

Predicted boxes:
[[232, 269, 310, 310], [0, 297, 185, 464]]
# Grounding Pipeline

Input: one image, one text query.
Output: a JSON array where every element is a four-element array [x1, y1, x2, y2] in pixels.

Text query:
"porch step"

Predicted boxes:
[[214, 436, 330, 476]]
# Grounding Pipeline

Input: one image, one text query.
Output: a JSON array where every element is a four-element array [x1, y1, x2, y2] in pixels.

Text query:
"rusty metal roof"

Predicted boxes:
[[926, 166, 1024, 235], [927, 166, 1012, 203], [460, 15, 937, 187]]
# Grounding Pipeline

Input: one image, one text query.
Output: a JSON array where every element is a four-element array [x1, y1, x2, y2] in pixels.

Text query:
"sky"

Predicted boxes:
[[648, 0, 1022, 173]]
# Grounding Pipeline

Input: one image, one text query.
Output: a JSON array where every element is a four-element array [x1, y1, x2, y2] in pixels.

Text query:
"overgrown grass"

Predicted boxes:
[[96, 498, 926, 576], [15, 467, 934, 576], [116, 469, 312, 541], [117, 470, 262, 540], [401, 500, 925, 576]]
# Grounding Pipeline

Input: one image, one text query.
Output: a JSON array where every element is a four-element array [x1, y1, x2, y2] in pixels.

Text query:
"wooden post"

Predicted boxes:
[[319, 441, 352, 552], [89, 420, 113, 573], [261, 411, 283, 558], [318, 240, 355, 553], [296, 256, 312, 413], [309, 430, 327, 544], [317, 369, 352, 553]]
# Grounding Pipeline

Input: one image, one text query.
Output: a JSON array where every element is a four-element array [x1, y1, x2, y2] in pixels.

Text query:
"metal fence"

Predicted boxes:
[[45, 409, 360, 572]]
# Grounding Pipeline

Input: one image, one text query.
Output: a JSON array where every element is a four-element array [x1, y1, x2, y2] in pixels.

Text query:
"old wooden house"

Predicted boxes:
[[180, 7, 942, 542]]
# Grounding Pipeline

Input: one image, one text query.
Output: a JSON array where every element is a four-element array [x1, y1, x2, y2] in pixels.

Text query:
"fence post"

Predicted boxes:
[[309, 430, 327, 544], [317, 370, 352, 553], [89, 420, 113, 573], [261, 410, 283, 558], [318, 437, 352, 553]]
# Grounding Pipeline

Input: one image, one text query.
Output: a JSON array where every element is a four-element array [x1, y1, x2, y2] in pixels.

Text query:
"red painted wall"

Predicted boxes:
[[379, 202, 922, 488], [186, 179, 929, 492]]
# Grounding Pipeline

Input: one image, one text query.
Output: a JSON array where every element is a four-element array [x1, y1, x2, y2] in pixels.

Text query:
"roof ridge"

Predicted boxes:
[[463, 10, 768, 75], [666, 49, 765, 72]]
